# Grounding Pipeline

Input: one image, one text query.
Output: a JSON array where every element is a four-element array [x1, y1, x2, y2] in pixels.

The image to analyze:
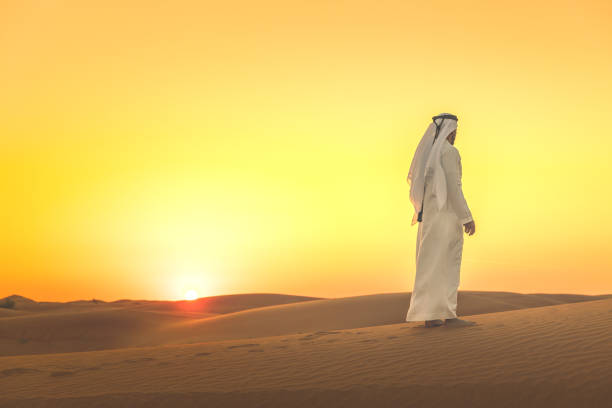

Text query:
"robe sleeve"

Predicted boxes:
[[441, 147, 473, 225]]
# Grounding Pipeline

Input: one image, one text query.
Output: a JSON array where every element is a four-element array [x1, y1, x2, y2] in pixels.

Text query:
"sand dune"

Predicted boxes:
[[1, 291, 609, 356], [0, 308, 25, 318], [110, 293, 322, 315], [0, 293, 322, 356], [1, 297, 610, 407], [0, 307, 218, 356], [0, 293, 321, 314], [157, 290, 611, 345]]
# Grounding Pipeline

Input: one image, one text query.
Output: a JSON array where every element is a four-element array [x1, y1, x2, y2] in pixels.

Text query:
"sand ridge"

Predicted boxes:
[[1, 298, 611, 407], [0, 293, 322, 356], [1, 291, 609, 356], [157, 291, 612, 345]]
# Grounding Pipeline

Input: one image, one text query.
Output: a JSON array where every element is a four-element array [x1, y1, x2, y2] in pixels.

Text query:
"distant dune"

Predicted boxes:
[[0, 291, 609, 356], [1, 297, 610, 407], [0, 293, 321, 314], [0, 293, 321, 356]]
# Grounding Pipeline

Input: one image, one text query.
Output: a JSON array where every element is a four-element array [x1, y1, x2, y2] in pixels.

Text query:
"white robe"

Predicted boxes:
[[406, 140, 473, 321]]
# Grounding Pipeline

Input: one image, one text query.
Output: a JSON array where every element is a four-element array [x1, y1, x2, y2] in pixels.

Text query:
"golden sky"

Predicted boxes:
[[2, 0, 611, 301]]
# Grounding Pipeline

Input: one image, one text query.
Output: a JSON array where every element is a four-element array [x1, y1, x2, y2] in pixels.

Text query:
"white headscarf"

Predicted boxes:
[[407, 113, 458, 225]]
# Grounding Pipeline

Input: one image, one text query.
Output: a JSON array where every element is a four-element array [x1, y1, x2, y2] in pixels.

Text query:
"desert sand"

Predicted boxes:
[[1, 291, 611, 407]]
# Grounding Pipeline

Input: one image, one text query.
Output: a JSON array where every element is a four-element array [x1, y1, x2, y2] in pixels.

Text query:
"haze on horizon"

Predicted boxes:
[[2, 0, 611, 302]]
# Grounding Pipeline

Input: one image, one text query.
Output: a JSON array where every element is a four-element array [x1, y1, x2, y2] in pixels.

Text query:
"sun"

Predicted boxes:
[[184, 289, 198, 301]]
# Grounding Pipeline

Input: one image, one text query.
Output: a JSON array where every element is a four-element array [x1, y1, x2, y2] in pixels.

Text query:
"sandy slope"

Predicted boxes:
[[1, 298, 610, 408], [155, 291, 612, 344], [0, 308, 220, 356], [0, 293, 321, 314], [0, 293, 321, 356], [1, 292, 609, 356]]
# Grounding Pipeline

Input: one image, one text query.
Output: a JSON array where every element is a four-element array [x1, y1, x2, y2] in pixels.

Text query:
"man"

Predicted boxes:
[[405, 113, 476, 328]]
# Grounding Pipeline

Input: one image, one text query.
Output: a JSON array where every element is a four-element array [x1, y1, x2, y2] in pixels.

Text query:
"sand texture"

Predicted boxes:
[[1, 292, 611, 407]]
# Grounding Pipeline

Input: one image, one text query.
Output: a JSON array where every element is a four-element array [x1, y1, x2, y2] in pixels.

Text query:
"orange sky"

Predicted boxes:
[[1, 0, 611, 301]]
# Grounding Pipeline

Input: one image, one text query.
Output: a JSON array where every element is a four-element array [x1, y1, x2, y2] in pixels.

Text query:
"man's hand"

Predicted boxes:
[[463, 220, 476, 236]]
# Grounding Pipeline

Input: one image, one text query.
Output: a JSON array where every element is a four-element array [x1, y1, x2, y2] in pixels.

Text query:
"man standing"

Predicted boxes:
[[405, 113, 476, 328]]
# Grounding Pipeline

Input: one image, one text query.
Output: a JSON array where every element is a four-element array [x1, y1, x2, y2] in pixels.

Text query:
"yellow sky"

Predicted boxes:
[[1, 0, 611, 301]]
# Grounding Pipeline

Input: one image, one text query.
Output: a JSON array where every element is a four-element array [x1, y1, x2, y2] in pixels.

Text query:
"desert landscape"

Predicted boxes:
[[4, 1, 612, 407], [1, 291, 611, 407]]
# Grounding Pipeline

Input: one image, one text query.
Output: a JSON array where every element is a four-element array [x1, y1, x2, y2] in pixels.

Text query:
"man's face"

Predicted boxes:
[[447, 129, 457, 145]]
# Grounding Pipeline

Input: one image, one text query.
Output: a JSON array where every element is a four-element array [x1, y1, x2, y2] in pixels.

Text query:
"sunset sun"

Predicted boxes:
[[184, 290, 198, 301]]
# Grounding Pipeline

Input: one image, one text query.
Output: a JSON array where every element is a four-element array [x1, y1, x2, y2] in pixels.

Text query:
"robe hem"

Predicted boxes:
[[405, 312, 457, 322]]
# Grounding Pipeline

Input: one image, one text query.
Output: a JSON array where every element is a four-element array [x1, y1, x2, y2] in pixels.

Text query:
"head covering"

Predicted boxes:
[[407, 113, 458, 225]]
